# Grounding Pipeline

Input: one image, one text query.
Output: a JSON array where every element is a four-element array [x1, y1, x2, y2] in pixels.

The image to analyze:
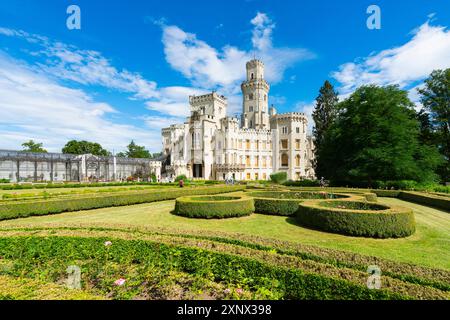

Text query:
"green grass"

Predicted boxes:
[[0, 196, 448, 270]]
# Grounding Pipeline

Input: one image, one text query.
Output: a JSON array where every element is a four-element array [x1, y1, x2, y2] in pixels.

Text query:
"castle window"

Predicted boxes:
[[264, 94, 267, 101], [249, 93, 254, 100], [246, 173, 251, 180], [249, 106, 254, 112], [249, 120, 253, 128], [246, 139, 251, 149], [282, 127, 288, 134], [295, 139, 300, 150], [281, 139, 288, 149], [255, 156, 259, 166], [296, 127, 300, 134], [263, 156, 267, 168], [255, 173, 259, 180], [251, 73, 254, 80], [246, 156, 251, 166], [281, 154, 289, 167], [296, 154, 301, 167]]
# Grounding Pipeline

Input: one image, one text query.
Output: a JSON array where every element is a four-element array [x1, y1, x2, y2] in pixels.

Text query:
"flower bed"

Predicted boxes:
[[296, 200, 415, 238], [174, 195, 254, 219]]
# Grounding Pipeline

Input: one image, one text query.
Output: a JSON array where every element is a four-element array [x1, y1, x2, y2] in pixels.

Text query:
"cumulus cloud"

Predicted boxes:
[[332, 21, 450, 97], [0, 51, 162, 152], [160, 12, 315, 92]]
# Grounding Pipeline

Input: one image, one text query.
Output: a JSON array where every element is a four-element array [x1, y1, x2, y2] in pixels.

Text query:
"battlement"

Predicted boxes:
[[189, 92, 227, 104], [246, 59, 264, 68], [271, 112, 308, 122]]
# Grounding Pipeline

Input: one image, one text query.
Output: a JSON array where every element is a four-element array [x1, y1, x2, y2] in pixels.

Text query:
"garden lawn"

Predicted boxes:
[[0, 197, 448, 270]]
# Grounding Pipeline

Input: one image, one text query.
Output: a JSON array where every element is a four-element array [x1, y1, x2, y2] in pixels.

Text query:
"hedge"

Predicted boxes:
[[270, 172, 287, 184], [247, 191, 351, 216], [296, 200, 416, 238], [174, 195, 254, 219], [371, 190, 449, 212], [398, 192, 450, 212], [0, 236, 407, 300], [0, 185, 246, 221]]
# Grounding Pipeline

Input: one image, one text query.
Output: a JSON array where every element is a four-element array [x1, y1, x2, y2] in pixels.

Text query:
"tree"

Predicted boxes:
[[123, 140, 151, 158], [319, 85, 441, 186], [62, 140, 111, 156], [21, 140, 47, 153], [312, 80, 339, 178], [418, 69, 450, 182], [416, 109, 436, 146]]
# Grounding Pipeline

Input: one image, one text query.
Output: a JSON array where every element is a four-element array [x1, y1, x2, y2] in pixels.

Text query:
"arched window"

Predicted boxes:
[[281, 154, 289, 167], [295, 154, 300, 167], [251, 73, 254, 80]]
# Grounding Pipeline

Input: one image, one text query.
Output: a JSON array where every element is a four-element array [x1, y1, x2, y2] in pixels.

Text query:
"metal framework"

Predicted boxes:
[[0, 150, 161, 183]]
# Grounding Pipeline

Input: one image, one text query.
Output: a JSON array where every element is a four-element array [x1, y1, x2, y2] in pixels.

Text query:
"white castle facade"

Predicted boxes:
[[162, 59, 315, 181]]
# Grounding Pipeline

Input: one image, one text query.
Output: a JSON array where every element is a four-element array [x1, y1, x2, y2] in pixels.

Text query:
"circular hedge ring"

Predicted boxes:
[[246, 191, 351, 216], [296, 200, 415, 238], [174, 195, 254, 219]]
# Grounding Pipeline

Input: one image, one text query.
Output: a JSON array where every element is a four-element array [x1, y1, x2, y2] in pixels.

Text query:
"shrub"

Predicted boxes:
[[0, 185, 246, 221], [0, 236, 409, 300], [0, 179, 10, 184], [399, 192, 450, 212], [283, 179, 321, 187], [270, 172, 287, 184], [175, 175, 188, 182], [247, 191, 351, 216], [174, 195, 254, 219], [296, 200, 416, 238]]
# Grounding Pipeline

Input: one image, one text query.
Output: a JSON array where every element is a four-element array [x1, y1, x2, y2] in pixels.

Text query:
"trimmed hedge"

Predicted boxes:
[[296, 200, 416, 238], [398, 192, 450, 212], [0, 185, 246, 221], [270, 172, 287, 184], [247, 191, 351, 216], [371, 190, 449, 212], [174, 195, 254, 219]]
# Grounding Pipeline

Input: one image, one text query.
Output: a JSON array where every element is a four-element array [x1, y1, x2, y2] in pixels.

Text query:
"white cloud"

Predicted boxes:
[[160, 12, 315, 91], [0, 27, 160, 100], [333, 21, 450, 96], [0, 51, 163, 153]]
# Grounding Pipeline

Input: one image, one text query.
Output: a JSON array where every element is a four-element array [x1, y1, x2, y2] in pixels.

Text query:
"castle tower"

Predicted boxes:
[[241, 59, 270, 129]]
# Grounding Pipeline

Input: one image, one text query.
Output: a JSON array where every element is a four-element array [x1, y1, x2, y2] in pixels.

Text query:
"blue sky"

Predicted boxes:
[[0, 0, 449, 153]]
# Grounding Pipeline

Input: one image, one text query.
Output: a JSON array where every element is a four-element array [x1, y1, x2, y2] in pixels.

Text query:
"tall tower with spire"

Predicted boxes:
[[241, 59, 270, 129]]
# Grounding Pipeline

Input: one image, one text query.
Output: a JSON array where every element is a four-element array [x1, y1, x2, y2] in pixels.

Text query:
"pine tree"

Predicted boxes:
[[312, 80, 339, 178]]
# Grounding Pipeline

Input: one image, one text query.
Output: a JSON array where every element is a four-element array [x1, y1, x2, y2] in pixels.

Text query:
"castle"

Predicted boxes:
[[161, 59, 315, 181]]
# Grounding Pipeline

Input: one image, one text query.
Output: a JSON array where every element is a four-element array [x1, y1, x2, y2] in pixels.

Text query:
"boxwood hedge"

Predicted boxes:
[[0, 185, 246, 221], [247, 191, 351, 216], [398, 192, 450, 212], [174, 195, 254, 219], [296, 200, 416, 238]]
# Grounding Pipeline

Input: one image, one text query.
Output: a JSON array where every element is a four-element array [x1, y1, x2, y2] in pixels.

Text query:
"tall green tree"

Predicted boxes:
[[418, 69, 450, 182], [62, 140, 111, 156], [320, 85, 441, 186], [123, 140, 151, 158], [21, 140, 47, 153], [312, 80, 339, 178]]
